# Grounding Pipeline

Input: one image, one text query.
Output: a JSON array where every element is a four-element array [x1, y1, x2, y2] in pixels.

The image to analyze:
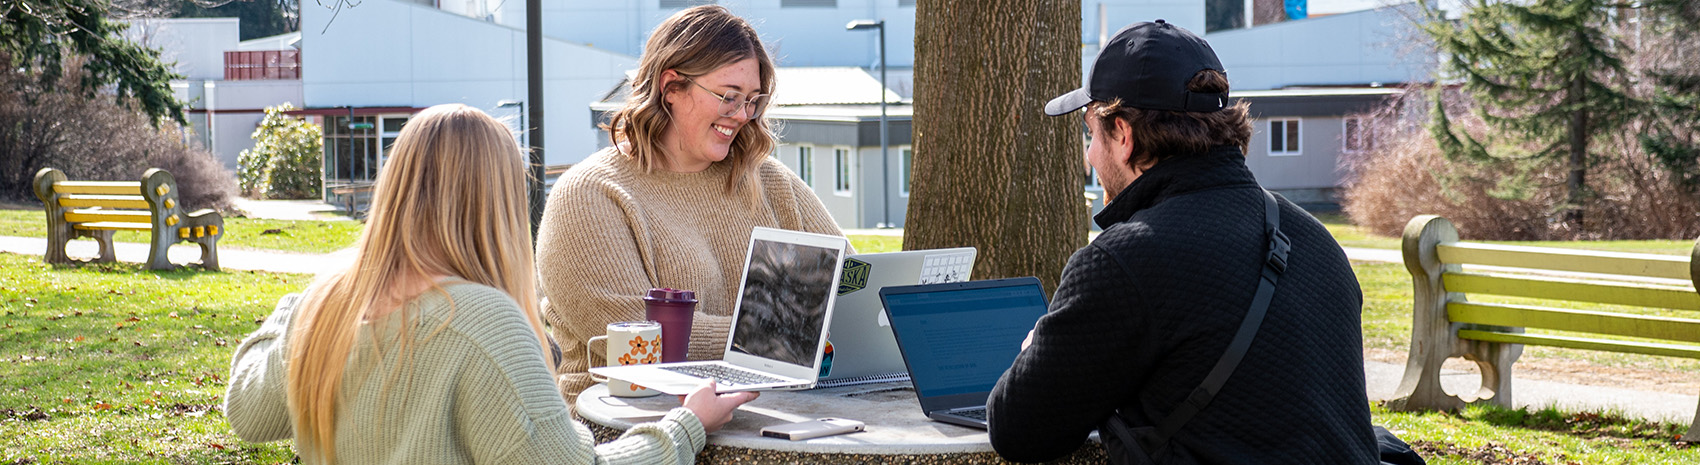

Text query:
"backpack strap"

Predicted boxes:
[[1113, 189, 1291, 454]]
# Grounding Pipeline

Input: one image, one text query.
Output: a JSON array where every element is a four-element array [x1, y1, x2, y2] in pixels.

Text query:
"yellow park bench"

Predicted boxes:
[[33, 168, 224, 271], [1387, 215, 1699, 439]]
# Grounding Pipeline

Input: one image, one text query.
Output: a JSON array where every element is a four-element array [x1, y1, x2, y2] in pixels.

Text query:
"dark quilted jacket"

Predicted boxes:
[[987, 146, 1378, 464]]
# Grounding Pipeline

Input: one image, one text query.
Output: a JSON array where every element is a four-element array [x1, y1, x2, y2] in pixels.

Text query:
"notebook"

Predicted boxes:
[[817, 247, 978, 388], [878, 277, 1050, 429], [590, 227, 848, 395]]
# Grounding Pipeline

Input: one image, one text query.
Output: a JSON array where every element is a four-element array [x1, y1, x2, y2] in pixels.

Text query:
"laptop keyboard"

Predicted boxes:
[[919, 252, 975, 284], [662, 364, 789, 387], [950, 407, 988, 421]]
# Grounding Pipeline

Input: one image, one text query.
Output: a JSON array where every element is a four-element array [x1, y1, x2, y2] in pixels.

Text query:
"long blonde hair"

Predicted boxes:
[[601, 5, 777, 193], [285, 104, 548, 463]]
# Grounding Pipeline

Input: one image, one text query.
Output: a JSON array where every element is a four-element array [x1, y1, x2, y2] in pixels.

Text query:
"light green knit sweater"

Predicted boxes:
[[536, 149, 845, 403], [224, 283, 707, 464]]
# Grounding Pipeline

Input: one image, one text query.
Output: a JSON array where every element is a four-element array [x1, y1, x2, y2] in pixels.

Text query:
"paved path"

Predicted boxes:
[[1, 235, 354, 275], [2, 221, 1693, 427]]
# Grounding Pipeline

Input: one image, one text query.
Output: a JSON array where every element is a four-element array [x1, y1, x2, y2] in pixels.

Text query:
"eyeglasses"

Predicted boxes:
[[686, 77, 769, 119]]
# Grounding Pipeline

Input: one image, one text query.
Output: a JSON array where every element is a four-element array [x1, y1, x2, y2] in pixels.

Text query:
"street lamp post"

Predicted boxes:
[[847, 19, 890, 229]]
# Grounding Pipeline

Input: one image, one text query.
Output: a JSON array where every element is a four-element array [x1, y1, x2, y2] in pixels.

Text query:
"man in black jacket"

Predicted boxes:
[[986, 20, 1379, 464]]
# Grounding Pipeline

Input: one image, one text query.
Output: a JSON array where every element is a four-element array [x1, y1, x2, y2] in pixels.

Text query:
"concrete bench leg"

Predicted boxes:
[[1689, 399, 1698, 443], [44, 229, 71, 265], [90, 230, 117, 264], [1465, 335, 1522, 409], [1388, 215, 1525, 411], [198, 239, 220, 271]]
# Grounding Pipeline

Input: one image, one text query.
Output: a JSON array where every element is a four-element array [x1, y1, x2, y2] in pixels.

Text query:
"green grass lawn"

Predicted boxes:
[[0, 253, 302, 463], [1312, 212, 1695, 255], [2, 222, 1696, 463], [2, 248, 1695, 464], [847, 235, 902, 254], [0, 207, 363, 254], [1374, 403, 1695, 464]]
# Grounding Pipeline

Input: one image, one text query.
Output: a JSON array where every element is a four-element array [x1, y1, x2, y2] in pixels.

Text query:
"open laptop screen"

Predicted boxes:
[[882, 281, 1049, 398], [728, 238, 840, 367]]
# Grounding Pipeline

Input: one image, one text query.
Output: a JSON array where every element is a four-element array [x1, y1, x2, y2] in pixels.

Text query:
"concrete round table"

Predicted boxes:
[[575, 381, 1106, 464]]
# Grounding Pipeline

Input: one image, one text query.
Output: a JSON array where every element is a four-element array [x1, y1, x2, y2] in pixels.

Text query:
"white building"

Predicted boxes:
[[126, 18, 303, 171], [297, 0, 637, 177], [129, 0, 1428, 226]]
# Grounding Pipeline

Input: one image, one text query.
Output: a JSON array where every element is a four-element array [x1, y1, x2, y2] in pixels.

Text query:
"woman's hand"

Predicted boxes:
[[679, 381, 760, 433]]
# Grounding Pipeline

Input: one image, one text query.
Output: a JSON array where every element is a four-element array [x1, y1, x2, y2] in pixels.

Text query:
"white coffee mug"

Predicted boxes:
[[588, 321, 663, 397]]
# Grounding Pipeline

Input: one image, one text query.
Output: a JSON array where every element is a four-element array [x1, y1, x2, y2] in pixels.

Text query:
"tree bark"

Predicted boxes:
[[909, 0, 1086, 296], [1566, 30, 1589, 229]]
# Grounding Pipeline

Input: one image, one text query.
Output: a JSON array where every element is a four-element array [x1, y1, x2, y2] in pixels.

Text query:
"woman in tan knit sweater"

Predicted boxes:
[[226, 104, 757, 464], [537, 6, 846, 402]]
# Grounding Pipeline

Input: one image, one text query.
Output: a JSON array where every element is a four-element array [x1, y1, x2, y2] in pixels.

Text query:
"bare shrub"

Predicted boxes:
[[1344, 88, 1700, 241], [0, 53, 234, 211]]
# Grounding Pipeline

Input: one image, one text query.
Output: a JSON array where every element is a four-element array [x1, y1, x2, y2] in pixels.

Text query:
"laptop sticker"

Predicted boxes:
[[837, 258, 871, 296]]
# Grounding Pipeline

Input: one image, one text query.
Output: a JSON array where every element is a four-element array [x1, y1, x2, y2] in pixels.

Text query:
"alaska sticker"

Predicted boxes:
[[837, 258, 871, 295]]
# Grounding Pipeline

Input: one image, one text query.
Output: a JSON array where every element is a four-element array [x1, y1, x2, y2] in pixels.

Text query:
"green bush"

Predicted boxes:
[[239, 104, 322, 199]]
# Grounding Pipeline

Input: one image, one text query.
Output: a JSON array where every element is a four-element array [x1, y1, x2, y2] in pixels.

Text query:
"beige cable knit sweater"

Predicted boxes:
[[537, 148, 845, 402], [224, 283, 707, 464]]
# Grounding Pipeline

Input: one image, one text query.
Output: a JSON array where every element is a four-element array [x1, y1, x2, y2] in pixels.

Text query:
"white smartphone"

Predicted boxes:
[[759, 418, 866, 441]]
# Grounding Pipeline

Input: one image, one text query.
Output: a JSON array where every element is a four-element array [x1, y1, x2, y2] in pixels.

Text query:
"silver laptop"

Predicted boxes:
[[591, 227, 848, 395], [878, 277, 1049, 429], [816, 247, 977, 388]]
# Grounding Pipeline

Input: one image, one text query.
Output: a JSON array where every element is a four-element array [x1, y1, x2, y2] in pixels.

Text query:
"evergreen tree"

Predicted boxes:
[[1423, 0, 1640, 227], [1637, 1, 1700, 190], [176, 0, 299, 40], [0, 0, 185, 125]]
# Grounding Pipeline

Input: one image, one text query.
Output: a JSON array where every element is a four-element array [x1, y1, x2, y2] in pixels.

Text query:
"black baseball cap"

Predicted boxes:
[[1044, 19, 1227, 116]]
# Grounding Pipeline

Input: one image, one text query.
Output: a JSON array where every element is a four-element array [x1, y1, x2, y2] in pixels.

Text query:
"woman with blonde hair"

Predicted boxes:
[[538, 5, 847, 401], [224, 104, 756, 464]]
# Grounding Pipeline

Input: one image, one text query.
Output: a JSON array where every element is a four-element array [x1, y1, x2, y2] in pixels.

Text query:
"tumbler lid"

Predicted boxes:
[[644, 288, 697, 303]]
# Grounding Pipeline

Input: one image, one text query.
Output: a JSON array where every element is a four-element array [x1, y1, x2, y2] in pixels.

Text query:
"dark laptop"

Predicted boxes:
[[878, 277, 1049, 429]]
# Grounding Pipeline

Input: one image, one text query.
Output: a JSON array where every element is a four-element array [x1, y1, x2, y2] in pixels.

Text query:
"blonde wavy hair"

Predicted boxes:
[[285, 104, 548, 463], [601, 5, 777, 193]]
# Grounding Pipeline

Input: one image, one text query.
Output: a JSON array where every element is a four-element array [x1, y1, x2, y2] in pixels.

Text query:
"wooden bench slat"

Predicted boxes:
[[58, 195, 150, 209], [1456, 329, 1700, 359], [1438, 242, 1691, 281], [1443, 272, 1700, 311], [52, 181, 142, 195], [64, 209, 152, 223], [1448, 301, 1700, 344], [72, 222, 151, 231]]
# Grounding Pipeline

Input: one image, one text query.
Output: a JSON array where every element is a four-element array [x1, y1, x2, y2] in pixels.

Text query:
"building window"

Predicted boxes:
[[781, 0, 835, 6], [1343, 117, 1372, 153], [1085, 167, 1099, 188], [797, 145, 814, 187], [1268, 119, 1301, 156], [325, 115, 380, 183], [834, 147, 852, 195], [899, 0, 915, 6], [379, 116, 409, 168], [659, 0, 714, 8], [899, 147, 913, 197]]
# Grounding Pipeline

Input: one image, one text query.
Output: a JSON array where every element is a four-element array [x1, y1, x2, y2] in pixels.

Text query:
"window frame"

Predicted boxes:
[[797, 145, 814, 187], [1268, 118, 1302, 157], [833, 146, 853, 197], [1342, 117, 1371, 153], [899, 146, 913, 197]]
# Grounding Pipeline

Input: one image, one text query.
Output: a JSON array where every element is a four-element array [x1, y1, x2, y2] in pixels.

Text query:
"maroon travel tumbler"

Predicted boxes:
[[643, 288, 697, 363]]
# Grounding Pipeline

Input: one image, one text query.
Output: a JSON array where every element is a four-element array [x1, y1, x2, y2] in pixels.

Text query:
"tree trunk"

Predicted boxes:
[[909, 0, 1086, 296], [1566, 37, 1589, 229]]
